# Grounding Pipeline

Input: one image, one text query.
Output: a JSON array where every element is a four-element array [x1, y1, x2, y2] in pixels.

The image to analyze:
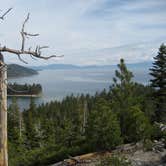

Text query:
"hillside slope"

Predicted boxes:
[[7, 64, 38, 78], [52, 141, 166, 166]]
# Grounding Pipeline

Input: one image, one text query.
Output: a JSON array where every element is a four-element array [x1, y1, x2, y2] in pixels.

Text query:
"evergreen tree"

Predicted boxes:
[[23, 98, 40, 149], [123, 105, 152, 142], [8, 97, 20, 143], [110, 59, 153, 142], [110, 58, 134, 109], [86, 98, 122, 150], [110, 59, 135, 136], [150, 44, 166, 122], [8, 98, 26, 165], [7, 58, 160, 165]]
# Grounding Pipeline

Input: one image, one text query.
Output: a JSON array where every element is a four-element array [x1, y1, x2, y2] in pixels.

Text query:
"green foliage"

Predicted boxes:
[[110, 59, 153, 143], [97, 156, 131, 166], [8, 98, 27, 166], [8, 54, 165, 165], [152, 123, 164, 140], [23, 98, 40, 149], [110, 59, 134, 110], [8, 97, 20, 143], [9, 145, 87, 166], [143, 139, 153, 151], [86, 98, 122, 150], [8, 83, 42, 95], [7, 64, 38, 78], [150, 44, 166, 122], [123, 106, 152, 142]]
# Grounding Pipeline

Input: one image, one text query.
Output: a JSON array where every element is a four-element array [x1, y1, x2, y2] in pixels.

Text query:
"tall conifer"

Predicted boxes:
[[150, 44, 166, 122]]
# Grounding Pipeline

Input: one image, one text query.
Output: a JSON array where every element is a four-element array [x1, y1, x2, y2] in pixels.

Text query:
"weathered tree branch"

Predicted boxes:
[[0, 8, 12, 20], [0, 7, 63, 166], [20, 13, 39, 51], [0, 46, 63, 63], [0, 13, 63, 63]]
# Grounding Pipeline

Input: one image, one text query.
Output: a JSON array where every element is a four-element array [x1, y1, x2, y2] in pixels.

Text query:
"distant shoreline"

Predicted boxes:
[[7, 64, 38, 78], [8, 73, 38, 79], [7, 94, 42, 98]]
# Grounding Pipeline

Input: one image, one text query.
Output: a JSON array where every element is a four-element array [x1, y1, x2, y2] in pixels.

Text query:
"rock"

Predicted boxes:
[[52, 142, 166, 166], [124, 144, 166, 166], [153, 140, 165, 153]]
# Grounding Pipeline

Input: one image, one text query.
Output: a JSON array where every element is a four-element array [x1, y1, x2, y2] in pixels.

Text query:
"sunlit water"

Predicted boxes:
[[8, 68, 151, 110]]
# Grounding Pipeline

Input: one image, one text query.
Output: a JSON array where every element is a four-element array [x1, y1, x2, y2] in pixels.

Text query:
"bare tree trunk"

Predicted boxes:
[[0, 55, 8, 166], [19, 112, 22, 138], [82, 101, 87, 134], [0, 10, 58, 166]]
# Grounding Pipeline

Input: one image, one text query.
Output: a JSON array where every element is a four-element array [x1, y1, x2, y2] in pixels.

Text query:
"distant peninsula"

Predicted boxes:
[[7, 83, 42, 97], [7, 64, 38, 78]]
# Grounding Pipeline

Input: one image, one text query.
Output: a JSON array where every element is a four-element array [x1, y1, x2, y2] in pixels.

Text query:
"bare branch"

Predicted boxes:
[[0, 8, 12, 20], [0, 46, 64, 63], [20, 13, 39, 52], [24, 32, 39, 36], [21, 13, 29, 51], [17, 54, 28, 64], [0, 12, 63, 63]]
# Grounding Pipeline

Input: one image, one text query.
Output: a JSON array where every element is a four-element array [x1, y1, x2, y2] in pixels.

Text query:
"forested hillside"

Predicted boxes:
[[8, 45, 166, 166], [7, 64, 38, 78], [7, 83, 42, 96]]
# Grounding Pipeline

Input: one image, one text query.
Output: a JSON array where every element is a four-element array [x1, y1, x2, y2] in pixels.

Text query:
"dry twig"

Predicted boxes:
[[0, 13, 63, 63], [0, 8, 12, 20]]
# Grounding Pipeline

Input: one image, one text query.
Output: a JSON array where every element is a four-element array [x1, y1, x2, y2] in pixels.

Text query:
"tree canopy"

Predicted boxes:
[[150, 44, 166, 122]]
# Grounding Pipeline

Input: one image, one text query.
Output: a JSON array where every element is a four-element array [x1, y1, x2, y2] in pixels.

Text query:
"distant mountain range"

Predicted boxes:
[[7, 64, 38, 78], [7, 61, 153, 78], [31, 61, 153, 71]]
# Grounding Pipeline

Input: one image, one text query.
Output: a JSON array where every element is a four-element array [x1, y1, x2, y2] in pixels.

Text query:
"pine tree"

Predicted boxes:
[[86, 98, 122, 150], [110, 59, 135, 135], [114, 58, 133, 85], [8, 98, 21, 143], [150, 44, 166, 122], [23, 98, 40, 149], [110, 58, 134, 109], [8, 98, 26, 165], [110, 59, 153, 142], [123, 105, 152, 142]]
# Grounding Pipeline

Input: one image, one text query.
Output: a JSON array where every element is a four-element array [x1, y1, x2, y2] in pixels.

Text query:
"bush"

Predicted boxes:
[[143, 139, 153, 151], [9, 145, 90, 166], [86, 99, 122, 150], [123, 106, 152, 142], [97, 156, 131, 166]]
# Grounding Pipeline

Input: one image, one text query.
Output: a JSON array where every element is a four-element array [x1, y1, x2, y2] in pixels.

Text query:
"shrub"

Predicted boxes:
[[86, 99, 122, 150], [123, 106, 152, 142], [143, 139, 153, 151], [97, 155, 131, 166]]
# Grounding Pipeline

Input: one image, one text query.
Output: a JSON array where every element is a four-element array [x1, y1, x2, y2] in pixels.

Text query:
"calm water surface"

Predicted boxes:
[[8, 68, 151, 110]]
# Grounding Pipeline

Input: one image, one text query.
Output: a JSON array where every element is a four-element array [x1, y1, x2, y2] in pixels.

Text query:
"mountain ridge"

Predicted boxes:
[[7, 64, 38, 78], [31, 61, 153, 70]]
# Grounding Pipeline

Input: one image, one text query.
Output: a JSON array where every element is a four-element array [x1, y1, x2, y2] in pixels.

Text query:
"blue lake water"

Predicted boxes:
[[8, 68, 151, 110]]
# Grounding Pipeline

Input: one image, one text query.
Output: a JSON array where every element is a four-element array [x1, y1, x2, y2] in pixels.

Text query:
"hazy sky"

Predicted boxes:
[[1, 0, 166, 66]]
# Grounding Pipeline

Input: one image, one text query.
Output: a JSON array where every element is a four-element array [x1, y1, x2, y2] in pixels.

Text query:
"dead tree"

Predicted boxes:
[[0, 8, 62, 166]]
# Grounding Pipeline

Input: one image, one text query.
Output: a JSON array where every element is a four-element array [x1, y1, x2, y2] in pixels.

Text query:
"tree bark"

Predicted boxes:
[[0, 54, 8, 166]]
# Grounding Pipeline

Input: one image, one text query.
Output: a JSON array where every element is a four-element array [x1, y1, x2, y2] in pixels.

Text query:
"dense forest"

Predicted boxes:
[[7, 83, 42, 96], [8, 44, 166, 166]]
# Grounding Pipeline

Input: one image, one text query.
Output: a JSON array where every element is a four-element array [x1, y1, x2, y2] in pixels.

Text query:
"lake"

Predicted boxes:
[[8, 67, 151, 110]]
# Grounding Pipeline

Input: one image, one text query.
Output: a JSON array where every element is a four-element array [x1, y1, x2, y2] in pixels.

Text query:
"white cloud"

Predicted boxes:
[[0, 0, 166, 66]]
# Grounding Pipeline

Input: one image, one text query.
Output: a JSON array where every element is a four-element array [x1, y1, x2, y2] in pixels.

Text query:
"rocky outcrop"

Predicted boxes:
[[124, 142, 166, 166], [51, 140, 166, 166]]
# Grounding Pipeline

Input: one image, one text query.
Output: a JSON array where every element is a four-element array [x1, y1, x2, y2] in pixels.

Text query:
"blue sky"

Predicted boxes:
[[1, 0, 166, 66]]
